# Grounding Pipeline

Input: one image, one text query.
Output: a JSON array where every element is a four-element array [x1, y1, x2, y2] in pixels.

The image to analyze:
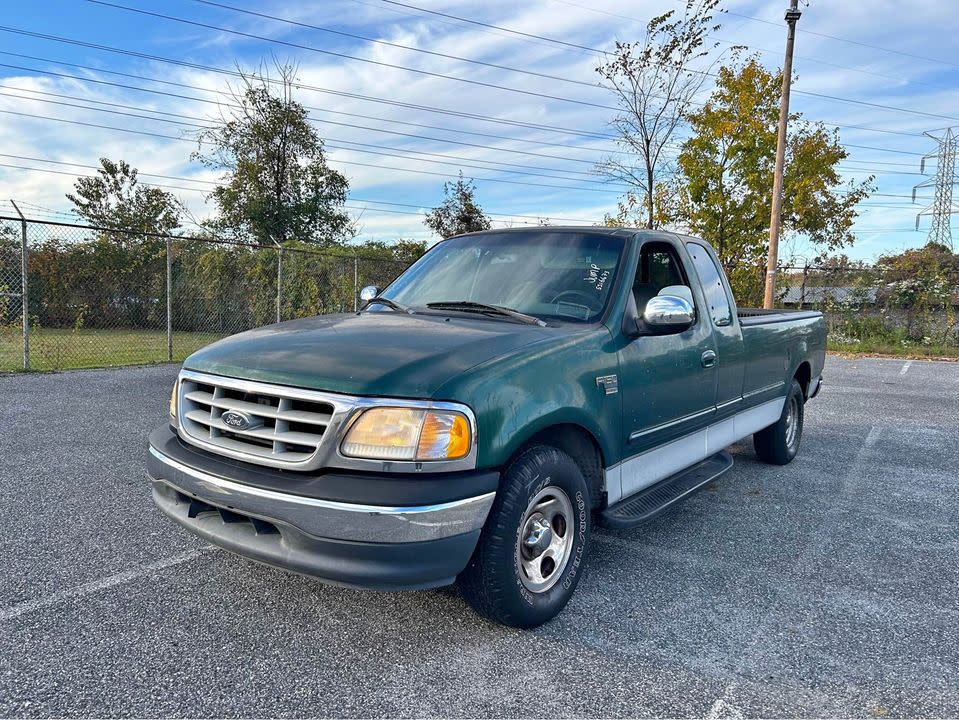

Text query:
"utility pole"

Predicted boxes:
[[166, 236, 173, 362], [763, 0, 803, 309], [275, 244, 283, 323], [10, 199, 29, 370]]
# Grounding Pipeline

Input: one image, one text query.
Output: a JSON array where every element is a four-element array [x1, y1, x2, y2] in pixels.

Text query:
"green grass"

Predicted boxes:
[[827, 319, 959, 359], [3, 326, 957, 373], [828, 338, 959, 359], [0, 327, 224, 372]]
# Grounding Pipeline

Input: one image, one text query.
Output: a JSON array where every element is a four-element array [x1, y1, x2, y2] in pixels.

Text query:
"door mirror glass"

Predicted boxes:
[[644, 292, 695, 332], [359, 285, 380, 302]]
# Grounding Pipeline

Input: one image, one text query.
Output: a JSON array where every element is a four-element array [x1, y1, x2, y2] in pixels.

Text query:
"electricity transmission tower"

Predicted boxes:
[[913, 127, 957, 248]]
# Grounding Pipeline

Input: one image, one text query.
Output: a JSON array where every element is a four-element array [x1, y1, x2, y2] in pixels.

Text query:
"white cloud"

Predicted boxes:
[[0, 0, 956, 258]]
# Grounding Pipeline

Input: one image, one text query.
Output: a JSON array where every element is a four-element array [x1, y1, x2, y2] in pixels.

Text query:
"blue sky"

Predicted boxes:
[[0, 0, 957, 261]]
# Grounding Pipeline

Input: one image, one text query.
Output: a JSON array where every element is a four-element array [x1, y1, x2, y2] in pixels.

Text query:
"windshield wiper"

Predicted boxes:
[[426, 301, 546, 326], [364, 297, 414, 314]]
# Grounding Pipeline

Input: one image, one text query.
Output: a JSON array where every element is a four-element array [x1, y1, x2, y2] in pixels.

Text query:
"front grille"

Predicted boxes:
[[179, 376, 336, 466]]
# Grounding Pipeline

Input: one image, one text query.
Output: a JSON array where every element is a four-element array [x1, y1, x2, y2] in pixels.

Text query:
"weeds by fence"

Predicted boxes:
[[775, 262, 958, 356], [0, 217, 411, 371], [1, 216, 957, 372]]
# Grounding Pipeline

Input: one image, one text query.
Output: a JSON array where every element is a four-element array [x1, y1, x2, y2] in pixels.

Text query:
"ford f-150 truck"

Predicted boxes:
[[148, 227, 825, 627]]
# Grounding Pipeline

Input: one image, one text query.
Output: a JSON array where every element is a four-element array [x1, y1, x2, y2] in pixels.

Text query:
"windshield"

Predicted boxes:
[[379, 232, 625, 323]]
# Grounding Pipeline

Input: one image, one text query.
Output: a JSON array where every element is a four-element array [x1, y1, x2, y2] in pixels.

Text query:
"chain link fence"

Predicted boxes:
[[0, 217, 412, 372], [1, 218, 26, 369], [775, 264, 958, 352], [3, 216, 957, 372]]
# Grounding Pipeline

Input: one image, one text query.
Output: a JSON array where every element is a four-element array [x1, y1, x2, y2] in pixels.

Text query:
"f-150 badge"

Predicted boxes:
[[595, 375, 618, 395]]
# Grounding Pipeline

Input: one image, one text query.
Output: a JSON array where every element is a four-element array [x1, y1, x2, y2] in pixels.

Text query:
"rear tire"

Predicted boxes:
[[753, 379, 804, 465], [458, 444, 590, 628]]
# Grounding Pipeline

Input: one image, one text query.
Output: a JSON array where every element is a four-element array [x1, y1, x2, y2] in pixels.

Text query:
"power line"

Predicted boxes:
[[378, 0, 950, 107], [0, 55, 625, 159], [0, 64, 622, 166], [373, 0, 602, 55], [10, 58, 909, 180], [0, 89, 633, 185], [793, 88, 959, 124], [8, 153, 932, 223], [1, 88, 925, 184], [221, 0, 950, 118], [0, 170, 525, 228], [0, 113, 623, 194], [836, 165, 924, 176], [344, 0, 567, 56], [843, 143, 924, 157], [552, 0, 959, 73], [83, 0, 620, 112], [837, 157, 923, 168], [0, 56, 622, 159], [0, 154, 933, 232], [190, 0, 599, 90], [82, 1, 959, 125], [540, 0, 952, 92], [0, 159, 606, 225], [0, 27, 927, 142], [0, 153, 597, 223], [0, 32, 619, 140], [0, 86, 614, 179], [722, 9, 959, 69], [4, 53, 924, 170], [0, 52, 620, 153]]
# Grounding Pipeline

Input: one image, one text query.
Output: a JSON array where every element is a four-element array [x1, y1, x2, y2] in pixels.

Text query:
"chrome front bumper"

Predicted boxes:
[[147, 437, 497, 590], [149, 446, 495, 544]]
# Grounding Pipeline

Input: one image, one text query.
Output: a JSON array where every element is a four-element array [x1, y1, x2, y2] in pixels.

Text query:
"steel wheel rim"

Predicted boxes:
[[785, 395, 800, 449], [516, 486, 575, 594]]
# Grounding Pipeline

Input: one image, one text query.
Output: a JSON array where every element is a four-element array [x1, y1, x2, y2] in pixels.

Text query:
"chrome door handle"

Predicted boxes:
[[701, 350, 717, 368]]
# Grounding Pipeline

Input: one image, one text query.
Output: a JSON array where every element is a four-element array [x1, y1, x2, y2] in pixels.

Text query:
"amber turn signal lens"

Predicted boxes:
[[417, 411, 471, 461]]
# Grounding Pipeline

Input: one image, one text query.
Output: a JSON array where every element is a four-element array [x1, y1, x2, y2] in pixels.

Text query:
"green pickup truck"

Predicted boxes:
[[148, 227, 825, 627]]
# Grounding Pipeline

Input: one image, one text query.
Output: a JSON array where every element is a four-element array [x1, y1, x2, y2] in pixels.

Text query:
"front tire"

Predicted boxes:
[[753, 379, 805, 465], [458, 444, 590, 628]]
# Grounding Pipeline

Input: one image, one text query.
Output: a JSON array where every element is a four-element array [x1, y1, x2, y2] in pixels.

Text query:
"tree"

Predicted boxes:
[[595, 0, 723, 229], [66, 158, 183, 235], [663, 56, 874, 303], [193, 63, 352, 246], [876, 242, 958, 322], [360, 239, 427, 264], [424, 173, 491, 238]]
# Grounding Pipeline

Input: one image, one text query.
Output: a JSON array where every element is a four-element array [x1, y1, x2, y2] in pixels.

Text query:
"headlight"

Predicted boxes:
[[341, 407, 472, 462], [169, 379, 178, 421]]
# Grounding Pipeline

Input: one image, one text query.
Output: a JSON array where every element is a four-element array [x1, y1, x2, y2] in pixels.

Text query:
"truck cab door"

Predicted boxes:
[[685, 241, 746, 418], [615, 240, 718, 499]]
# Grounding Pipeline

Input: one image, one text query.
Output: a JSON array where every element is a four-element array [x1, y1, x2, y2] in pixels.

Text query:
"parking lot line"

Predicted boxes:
[[900, 361, 912, 376], [2, 358, 957, 716], [0, 547, 214, 623], [706, 688, 744, 720]]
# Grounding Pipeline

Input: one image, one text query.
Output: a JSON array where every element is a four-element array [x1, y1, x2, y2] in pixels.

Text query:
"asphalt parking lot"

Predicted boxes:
[[1, 356, 957, 717]]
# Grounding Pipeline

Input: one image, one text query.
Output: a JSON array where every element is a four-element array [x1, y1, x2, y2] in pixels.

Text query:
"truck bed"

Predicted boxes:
[[737, 308, 823, 326], [735, 308, 827, 401]]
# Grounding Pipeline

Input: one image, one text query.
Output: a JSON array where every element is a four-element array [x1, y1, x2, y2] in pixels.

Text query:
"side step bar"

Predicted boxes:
[[601, 451, 734, 530]]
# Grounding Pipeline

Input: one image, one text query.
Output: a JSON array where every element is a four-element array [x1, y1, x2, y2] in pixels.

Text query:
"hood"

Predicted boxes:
[[183, 311, 556, 398]]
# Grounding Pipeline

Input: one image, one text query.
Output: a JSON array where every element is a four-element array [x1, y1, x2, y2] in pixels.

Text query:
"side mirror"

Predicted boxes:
[[644, 293, 695, 333], [359, 285, 379, 303]]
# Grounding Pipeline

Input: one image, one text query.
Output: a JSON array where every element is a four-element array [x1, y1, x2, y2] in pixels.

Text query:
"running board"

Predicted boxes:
[[601, 451, 734, 530]]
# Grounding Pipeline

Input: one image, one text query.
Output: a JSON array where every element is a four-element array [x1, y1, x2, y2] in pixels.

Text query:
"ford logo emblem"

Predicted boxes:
[[221, 410, 259, 431]]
